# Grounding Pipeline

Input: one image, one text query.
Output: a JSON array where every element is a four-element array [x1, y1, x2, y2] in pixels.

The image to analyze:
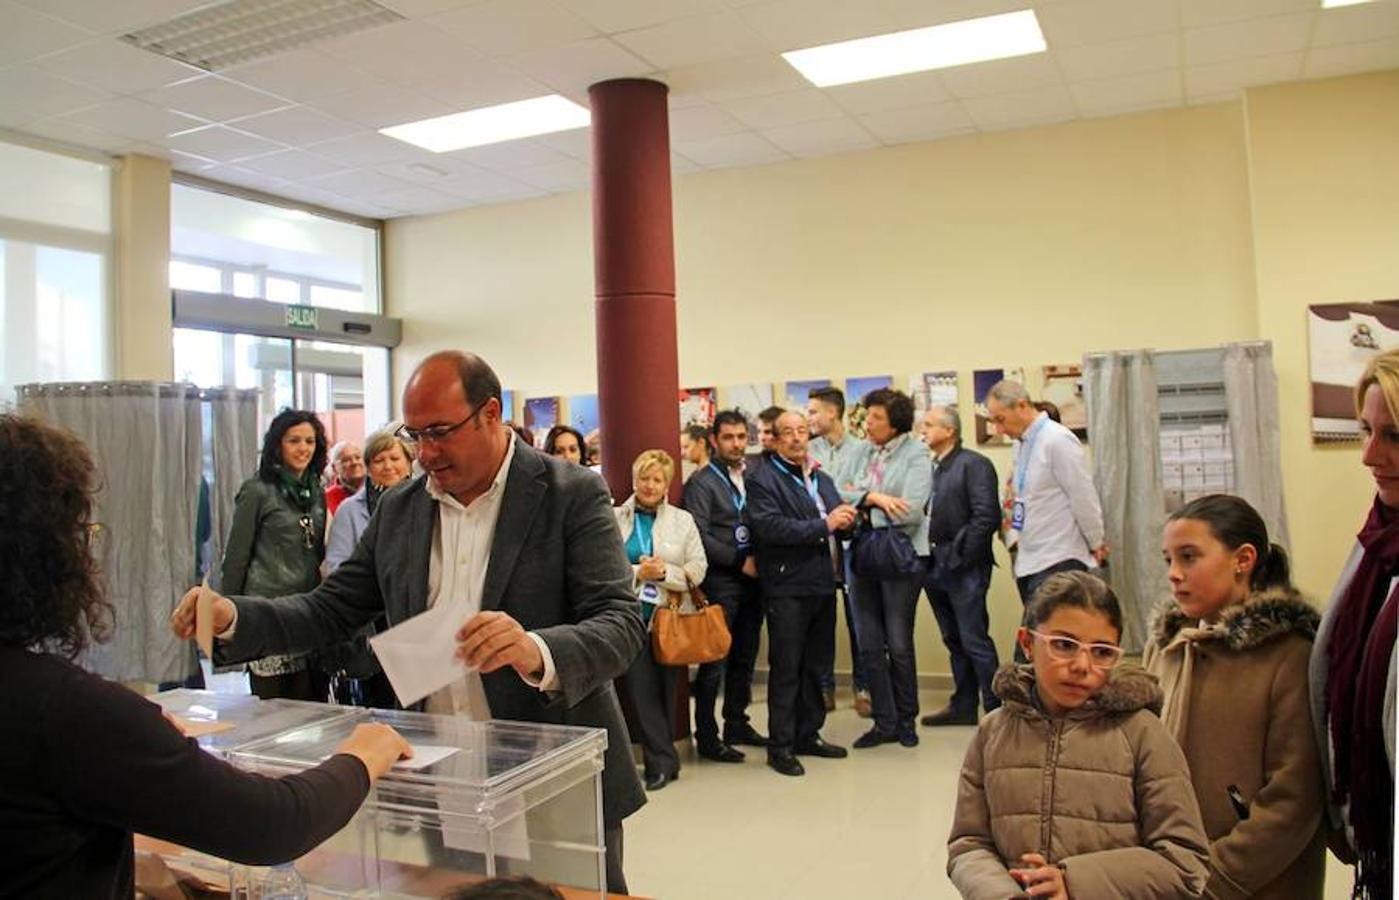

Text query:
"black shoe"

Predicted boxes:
[[697, 742, 745, 763], [766, 751, 805, 777], [644, 771, 677, 791], [852, 728, 900, 749], [723, 723, 769, 747], [898, 728, 919, 748], [920, 706, 977, 727], [793, 736, 848, 759]]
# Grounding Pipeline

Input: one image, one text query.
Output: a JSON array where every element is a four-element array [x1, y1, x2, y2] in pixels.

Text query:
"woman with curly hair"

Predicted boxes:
[[223, 408, 330, 700], [543, 424, 588, 466], [0, 413, 410, 898]]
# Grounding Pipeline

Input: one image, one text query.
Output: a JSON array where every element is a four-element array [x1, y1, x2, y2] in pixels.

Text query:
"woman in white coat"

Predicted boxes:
[[614, 449, 707, 791]]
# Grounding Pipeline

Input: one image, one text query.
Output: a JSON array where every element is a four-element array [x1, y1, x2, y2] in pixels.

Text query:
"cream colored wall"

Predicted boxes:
[[113, 153, 173, 381], [1243, 71, 1399, 605], [386, 100, 1265, 676]]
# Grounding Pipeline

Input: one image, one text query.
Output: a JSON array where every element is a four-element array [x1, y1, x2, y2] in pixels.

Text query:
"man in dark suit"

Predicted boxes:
[[681, 409, 767, 763], [745, 409, 858, 777], [171, 351, 646, 893], [917, 404, 1002, 726]]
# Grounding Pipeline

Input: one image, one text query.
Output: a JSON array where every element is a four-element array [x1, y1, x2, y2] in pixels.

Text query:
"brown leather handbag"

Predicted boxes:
[[650, 578, 732, 666]]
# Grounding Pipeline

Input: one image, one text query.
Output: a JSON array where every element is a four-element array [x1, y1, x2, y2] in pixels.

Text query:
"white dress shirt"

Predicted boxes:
[[1009, 413, 1106, 578]]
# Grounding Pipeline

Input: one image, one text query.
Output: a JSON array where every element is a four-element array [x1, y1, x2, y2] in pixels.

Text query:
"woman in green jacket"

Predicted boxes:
[[221, 409, 329, 701]]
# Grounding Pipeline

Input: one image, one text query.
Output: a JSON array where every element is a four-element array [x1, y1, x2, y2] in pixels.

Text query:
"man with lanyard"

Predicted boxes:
[[682, 410, 769, 763], [745, 410, 858, 777], [806, 386, 871, 715], [985, 380, 1108, 662]]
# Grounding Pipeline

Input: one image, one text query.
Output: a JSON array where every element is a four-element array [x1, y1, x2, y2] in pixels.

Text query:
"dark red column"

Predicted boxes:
[[590, 78, 681, 503]]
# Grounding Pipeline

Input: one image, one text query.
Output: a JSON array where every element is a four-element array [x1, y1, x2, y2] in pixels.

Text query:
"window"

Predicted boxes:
[[170, 260, 222, 292], [265, 276, 302, 304]]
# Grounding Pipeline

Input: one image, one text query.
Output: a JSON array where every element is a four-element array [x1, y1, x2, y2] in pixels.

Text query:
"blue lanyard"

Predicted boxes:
[[634, 511, 655, 557], [772, 457, 825, 512], [1014, 416, 1047, 496], [709, 461, 745, 511]]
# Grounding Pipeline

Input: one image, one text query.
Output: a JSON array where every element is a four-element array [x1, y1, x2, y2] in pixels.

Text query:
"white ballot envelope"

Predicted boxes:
[[369, 603, 475, 708]]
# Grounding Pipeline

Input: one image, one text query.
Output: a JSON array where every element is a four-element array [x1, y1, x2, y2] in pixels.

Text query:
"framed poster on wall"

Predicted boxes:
[[844, 375, 892, 439], [973, 367, 1025, 446], [1309, 301, 1399, 442], [909, 371, 959, 414], [725, 383, 773, 449], [1041, 363, 1088, 441], [679, 387, 717, 430], [524, 396, 560, 449]]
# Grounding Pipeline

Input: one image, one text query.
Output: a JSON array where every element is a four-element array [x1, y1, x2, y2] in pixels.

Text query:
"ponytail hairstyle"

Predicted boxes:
[[1168, 493, 1292, 592]]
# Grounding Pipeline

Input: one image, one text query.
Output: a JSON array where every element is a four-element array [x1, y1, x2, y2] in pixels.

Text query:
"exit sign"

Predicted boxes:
[[285, 304, 318, 330]]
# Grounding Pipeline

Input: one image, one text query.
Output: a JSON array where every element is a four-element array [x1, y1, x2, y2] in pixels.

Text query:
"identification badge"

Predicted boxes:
[[734, 523, 751, 548], [639, 582, 662, 605], [1011, 499, 1026, 531]]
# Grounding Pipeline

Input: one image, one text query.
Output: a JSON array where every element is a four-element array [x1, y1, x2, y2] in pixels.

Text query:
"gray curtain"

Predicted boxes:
[[1083, 351, 1168, 653], [1222, 342, 1290, 550], [206, 388, 260, 591], [18, 381, 202, 682]]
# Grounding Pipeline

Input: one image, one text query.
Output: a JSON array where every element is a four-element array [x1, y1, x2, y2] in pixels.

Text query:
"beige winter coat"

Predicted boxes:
[[1144, 587, 1326, 900], [948, 664, 1210, 899]]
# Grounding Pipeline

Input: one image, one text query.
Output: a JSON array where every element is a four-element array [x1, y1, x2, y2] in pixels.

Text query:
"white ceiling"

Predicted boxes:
[[1, 0, 1397, 220]]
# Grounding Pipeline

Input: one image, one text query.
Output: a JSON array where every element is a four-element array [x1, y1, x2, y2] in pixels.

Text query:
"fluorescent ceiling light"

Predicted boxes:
[[380, 95, 590, 153], [782, 9, 1047, 87], [1321, 0, 1375, 7]]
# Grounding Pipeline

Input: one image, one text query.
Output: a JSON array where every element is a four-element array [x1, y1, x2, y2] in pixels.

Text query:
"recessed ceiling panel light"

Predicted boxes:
[[380, 95, 590, 153], [1321, 0, 1375, 8], [782, 9, 1047, 88]]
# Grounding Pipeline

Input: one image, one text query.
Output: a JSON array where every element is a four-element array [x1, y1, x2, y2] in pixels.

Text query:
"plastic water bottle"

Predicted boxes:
[[259, 862, 307, 900]]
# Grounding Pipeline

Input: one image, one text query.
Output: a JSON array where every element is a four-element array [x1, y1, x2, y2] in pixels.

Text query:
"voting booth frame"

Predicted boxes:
[[149, 690, 609, 898]]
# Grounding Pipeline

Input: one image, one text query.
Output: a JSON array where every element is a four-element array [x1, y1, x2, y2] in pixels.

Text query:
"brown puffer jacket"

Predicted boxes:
[[948, 664, 1210, 899], [1144, 586, 1326, 900]]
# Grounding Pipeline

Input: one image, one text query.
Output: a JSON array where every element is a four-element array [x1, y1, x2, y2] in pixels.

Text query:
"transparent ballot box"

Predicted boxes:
[[151, 688, 361, 757]]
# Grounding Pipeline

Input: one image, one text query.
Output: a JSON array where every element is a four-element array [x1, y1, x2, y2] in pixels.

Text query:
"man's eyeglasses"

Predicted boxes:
[[1028, 631, 1125, 670], [777, 426, 809, 438], [395, 404, 485, 445]]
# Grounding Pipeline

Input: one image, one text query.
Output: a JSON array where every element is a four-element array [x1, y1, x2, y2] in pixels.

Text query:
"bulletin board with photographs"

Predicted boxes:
[[724, 383, 773, 450], [524, 396, 560, 448], [973, 367, 1025, 446], [909, 371, 959, 413], [844, 375, 892, 439], [679, 387, 717, 430], [1041, 363, 1087, 441], [1309, 301, 1399, 442]]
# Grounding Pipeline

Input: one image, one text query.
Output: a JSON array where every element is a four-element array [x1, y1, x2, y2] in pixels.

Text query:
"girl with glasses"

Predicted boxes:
[[1145, 494, 1326, 899], [948, 571, 1210, 899]]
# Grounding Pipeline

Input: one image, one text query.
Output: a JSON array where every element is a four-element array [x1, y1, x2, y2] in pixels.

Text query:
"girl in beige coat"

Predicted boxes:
[[949, 571, 1210, 899], [1147, 494, 1325, 899]]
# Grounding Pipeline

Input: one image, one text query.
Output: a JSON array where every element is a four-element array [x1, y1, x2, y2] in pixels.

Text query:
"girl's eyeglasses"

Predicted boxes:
[[1028, 631, 1125, 670]]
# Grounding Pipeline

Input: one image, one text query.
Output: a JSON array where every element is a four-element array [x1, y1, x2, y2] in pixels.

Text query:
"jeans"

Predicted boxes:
[[821, 548, 865, 694], [1013, 558, 1090, 662], [766, 593, 836, 752], [692, 579, 765, 747], [924, 557, 1000, 714], [851, 573, 922, 735]]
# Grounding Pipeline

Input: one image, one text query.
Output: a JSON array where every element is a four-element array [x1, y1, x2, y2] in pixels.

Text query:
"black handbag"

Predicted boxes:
[[851, 522, 922, 579]]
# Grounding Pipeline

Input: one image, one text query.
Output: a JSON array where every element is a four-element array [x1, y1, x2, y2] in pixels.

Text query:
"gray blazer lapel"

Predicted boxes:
[[404, 482, 436, 619], [481, 440, 547, 611]]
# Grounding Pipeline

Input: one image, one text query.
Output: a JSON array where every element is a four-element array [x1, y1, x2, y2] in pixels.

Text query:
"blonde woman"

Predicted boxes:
[[614, 449, 707, 791]]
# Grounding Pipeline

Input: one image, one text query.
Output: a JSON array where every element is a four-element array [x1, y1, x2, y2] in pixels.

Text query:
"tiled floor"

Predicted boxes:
[[624, 686, 1358, 899]]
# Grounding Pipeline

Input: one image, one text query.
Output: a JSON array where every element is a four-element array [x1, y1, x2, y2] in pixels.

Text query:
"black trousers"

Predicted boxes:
[[619, 645, 681, 778], [765, 592, 836, 752], [605, 825, 625, 895], [692, 578, 765, 747], [249, 668, 329, 702]]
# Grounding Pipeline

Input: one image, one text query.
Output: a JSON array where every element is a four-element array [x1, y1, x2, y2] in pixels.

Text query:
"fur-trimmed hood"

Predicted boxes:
[[994, 662, 1163, 719], [1149, 585, 1319, 652]]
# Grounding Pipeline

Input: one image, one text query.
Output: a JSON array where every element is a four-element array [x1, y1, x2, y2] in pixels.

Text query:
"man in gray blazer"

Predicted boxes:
[[172, 351, 646, 893]]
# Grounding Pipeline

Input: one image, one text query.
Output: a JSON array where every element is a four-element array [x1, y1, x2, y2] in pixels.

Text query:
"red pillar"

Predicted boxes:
[[590, 78, 680, 503]]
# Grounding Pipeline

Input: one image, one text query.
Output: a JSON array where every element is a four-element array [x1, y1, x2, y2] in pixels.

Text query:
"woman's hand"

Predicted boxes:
[[335, 723, 412, 781], [637, 556, 667, 582], [866, 492, 911, 518], [1011, 853, 1069, 899]]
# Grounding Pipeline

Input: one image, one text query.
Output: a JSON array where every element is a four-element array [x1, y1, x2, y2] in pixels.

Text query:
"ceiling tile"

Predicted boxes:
[[857, 100, 975, 143], [1057, 32, 1182, 82], [534, 127, 593, 159], [614, 11, 770, 70], [662, 53, 811, 103], [672, 130, 788, 167], [371, 185, 469, 213], [960, 83, 1077, 130], [220, 50, 390, 104], [268, 179, 365, 210], [937, 53, 1063, 100], [884, 0, 1031, 30], [15, 0, 214, 34], [301, 131, 429, 167], [229, 105, 365, 146], [557, 0, 727, 35], [315, 19, 485, 87], [1036, 0, 1180, 48], [1070, 68, 1183, 116], [0, 66, 115, 120], [824, 70, 952, 115], [510, 157, 593, 191], [310, 84, 457, 129], [668, 103, 748, 141], [1180, 0, 1316, 29], [232, 149, 352, 181], [1312, 2, 1399, 47], [737, 0, 900, 52], [56, 97, 209, 142], [15, 116, 130, 153], [760, 116, 877, 157], [1185, 52, 1303, 98], [719, 88, 846, 129], [428, 0, 598, 56], [196, 164, 293, 194], [374, 156, 488, 184], [507, 38, 655, 92], [143, 75, 292, 121], [0, 2, 94, 67], [308, 168, 419, 196], [379, 0, 507, 16], [452, 139, 576, 171], [1186, 12, 1315, 67], [670, 150, 700, 174], [1304, 35, 1399, 79], [1187, 90, 1244, 106], [165, 125, 286, 163], [33, 37, 202, 93], [436, 169, 550, 203], [415, 61, 552, 110]]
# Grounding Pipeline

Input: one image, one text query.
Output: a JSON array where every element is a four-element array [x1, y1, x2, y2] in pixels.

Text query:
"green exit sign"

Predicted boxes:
[[285, 304, 318, 330]]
